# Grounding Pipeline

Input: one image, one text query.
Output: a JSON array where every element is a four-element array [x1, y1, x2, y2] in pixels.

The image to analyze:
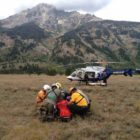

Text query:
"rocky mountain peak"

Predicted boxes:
[[31, 3, 57, 14], [36, 3, 55, 9], [0, 3, 101, 31]]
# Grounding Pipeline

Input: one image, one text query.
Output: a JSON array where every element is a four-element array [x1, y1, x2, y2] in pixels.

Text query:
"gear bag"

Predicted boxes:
[[56, 100, 72, 122]]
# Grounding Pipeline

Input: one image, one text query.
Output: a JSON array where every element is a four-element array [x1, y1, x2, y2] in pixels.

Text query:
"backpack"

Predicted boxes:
[[56, 100, 72, 122]]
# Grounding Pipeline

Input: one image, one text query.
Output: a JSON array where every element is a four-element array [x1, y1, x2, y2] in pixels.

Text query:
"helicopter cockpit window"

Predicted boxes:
[[77, 71, 82, 78], [71, 72, 76, 77]]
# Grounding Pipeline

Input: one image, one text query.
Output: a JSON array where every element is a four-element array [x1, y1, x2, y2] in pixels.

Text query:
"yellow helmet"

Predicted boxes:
[[55, 82, 62, 89], [69, 87, 77, 94]]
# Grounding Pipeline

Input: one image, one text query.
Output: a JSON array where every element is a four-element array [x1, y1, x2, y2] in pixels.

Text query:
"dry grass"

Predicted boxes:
[[0, 74, 140, 140]]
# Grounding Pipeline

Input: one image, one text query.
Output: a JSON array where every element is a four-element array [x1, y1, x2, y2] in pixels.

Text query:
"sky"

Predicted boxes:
[[0, 0, 140, 22]]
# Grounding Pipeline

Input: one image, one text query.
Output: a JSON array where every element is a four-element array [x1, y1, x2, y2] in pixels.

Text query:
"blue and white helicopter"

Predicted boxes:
[[67, 62, 140, 86]]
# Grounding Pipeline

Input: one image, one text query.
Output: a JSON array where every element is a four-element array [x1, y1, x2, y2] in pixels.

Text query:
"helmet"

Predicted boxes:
[[51, 83, 57, 88], [43, 85, 51, 92], [55, 82, 62, 89], [69, 87, 77, 94]]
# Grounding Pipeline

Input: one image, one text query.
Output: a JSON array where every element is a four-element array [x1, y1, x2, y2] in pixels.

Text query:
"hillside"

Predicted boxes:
[[52, 20, 140, 66], [0, 3, 140, 73]]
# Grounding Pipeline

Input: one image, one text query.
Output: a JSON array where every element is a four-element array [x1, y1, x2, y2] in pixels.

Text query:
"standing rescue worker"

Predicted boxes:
[[84, 73, 89, 85], [68, 87, 91, 117]]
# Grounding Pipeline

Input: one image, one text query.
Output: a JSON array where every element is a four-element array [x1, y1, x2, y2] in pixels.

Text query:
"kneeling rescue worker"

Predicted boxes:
[[51, 82, 69, 100], [51, 82, 63, 100], [40, 84, 61, 121], [36, 85, 49, 105], [68, 87, 91, 117]]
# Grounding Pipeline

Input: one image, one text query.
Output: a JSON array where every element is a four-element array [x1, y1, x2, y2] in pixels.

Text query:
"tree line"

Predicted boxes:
[[0, 63, 74, 75]]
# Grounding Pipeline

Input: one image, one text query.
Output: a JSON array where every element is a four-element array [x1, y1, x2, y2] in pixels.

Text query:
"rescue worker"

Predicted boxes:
[[52, 82, 62, 90], [36, 85, 50, 120], [36, 85, 49, 105], [68, 87, 91, 117], [51, 82, 72, 121], [102, 71, 107, 85], [51, 82, 69, 101], [51, 82, 63, 101], [51, 82, 62, 94], [84, 73, 89, 85], [40, 85, 60, 121]]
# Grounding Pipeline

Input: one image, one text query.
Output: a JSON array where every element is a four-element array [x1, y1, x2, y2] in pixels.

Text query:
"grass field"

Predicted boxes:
[[0, 74, 140, 140]]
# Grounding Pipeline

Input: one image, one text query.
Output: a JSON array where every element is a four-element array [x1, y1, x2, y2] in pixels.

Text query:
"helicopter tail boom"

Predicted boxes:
[[112, 69, 133, 77]]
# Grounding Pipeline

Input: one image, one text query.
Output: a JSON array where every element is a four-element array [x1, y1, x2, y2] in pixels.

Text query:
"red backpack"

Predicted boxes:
[[56, 100, 72, 121]]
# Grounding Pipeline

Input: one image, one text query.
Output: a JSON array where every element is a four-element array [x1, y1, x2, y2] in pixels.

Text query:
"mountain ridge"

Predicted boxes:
[[0, 3, 101, 33], [0, 3, 140, 73]]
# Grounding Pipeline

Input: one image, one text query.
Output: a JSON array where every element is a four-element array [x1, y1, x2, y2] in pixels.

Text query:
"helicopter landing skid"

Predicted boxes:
[[88, 82, 107, 86]]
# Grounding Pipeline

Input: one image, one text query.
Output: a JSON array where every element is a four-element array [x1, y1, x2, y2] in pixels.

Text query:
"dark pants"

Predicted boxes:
[[68, 104, 89, 117], [40, 101, 55, 122]]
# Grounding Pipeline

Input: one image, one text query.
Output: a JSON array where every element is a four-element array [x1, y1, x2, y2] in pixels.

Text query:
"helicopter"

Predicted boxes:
[[66, 62, 140, 86]]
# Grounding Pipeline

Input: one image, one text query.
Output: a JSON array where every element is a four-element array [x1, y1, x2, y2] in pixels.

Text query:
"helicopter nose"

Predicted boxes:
[[67, 76, 72, 81]]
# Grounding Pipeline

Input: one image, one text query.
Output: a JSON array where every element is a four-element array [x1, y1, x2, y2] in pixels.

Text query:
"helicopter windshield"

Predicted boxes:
[[71, 72, 77, 77], [77, 71, 82, 77]]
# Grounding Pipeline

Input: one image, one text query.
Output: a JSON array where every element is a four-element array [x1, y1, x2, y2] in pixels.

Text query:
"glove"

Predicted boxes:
[[66, 96, 71, 101]]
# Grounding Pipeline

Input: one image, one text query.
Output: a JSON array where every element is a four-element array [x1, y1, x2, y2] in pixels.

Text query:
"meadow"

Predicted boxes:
[[0, 74, 140, 140]]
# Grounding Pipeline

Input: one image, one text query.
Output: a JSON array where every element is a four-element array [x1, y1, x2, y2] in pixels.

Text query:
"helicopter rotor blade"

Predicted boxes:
[[54, 61, 123, 68]]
